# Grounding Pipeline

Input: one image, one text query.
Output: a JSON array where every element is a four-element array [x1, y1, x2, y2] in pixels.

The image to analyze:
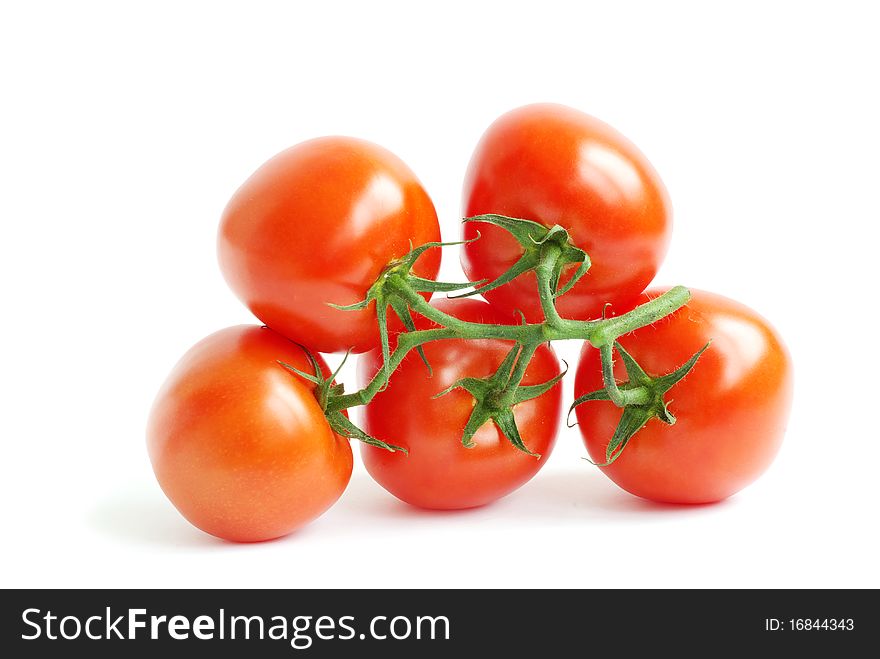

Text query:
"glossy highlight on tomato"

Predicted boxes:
[[359, 299, 562, 510], [146, 325, 352, 541], [462, 103, 671, 322], [218, 137, 441, 353], [574, 289, 793, 504]]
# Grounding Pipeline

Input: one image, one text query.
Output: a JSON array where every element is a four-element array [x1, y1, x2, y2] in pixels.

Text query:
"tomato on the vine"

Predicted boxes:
[[147, 325, 352, 541], [574, 289, 793, 504], [218, 137, 441, 353], [359, 299, 562, 510], [461, 103, 671, 322]]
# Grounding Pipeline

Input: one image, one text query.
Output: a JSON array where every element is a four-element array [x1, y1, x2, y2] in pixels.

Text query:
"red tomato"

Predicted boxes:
[[359, 299, 562, 509], [147, 325, 352, 541], [574, 289, 793, 504], [461, 103, 671, 322], [218, 137, 441, 353]]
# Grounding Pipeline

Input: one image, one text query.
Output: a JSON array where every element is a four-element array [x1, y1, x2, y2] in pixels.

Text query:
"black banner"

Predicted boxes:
[[1, 589, 873, 656]]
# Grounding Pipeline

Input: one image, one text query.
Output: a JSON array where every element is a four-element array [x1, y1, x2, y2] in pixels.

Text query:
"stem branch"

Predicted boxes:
[[588, 286, 690, 347], [327, 276, 690, 413]]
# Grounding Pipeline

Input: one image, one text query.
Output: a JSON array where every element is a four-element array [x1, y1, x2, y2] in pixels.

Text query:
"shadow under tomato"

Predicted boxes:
[[87, 484, 225, 549], [90, 470, 732, 548], [510, 467, 733, 517], [328, 468, 731, 529], [329, 471, 490, 520]]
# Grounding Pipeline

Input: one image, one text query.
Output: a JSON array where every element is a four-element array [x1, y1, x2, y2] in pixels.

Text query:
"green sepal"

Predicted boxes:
[[374, 293, 392, 390], [597, 406, 654, 465], [511, 360, 568, 405], [432, 373, 496, 449], [460, 404, 490, 449], [408, 276, 488, 293], [397, 236, 477, 270], [495, 342, 522, 384], [278, 346, 352, 412], [277, 360, 321, 385], [654, 341, 711, 392], [432, 376, 488, 401], [388, 295, 432, 376], [492, 408, 538, 457], [328, 237, 488, 383], [328, 348, 352, 382], [552, 242, 591, 299], [536, 225, 591, 299], [570, 341, 711, 465], [566, 380, 649, 427], [277, 347, 405, 452], [326, 299, 371, 311], [570, 387, 612, 406], [326, 410, 407, 454], [450, 250, 541, 299], [403, 237, 488, 295], [431, 343, 549, 457], [457, 214, 590, 300], [566, 387, 610, 428], [614, 342, 652, 386]]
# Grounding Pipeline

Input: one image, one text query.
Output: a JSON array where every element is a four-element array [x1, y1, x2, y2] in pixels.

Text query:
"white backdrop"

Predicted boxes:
[[2, 1, 877, 588]]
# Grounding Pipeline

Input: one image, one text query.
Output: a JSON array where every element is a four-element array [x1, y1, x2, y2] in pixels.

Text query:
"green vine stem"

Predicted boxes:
[[325, 281, 690, 413], [311, 214, 703, 456]]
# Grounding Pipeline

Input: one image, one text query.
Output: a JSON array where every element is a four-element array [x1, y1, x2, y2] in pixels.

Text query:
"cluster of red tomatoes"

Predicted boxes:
[[147, 104, 793, 542]]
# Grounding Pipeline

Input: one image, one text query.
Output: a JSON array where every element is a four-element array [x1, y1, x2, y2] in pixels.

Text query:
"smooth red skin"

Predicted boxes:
[[461, 104, 672, 322], [218, 137, 441, 353], [574, 289, 793, 504], [147, 326, 353, 542], [359, 299, 562, 510]]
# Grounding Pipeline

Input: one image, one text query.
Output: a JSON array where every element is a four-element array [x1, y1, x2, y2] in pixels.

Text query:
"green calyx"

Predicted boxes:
[[278, 349, 407, 453], [302, 212, 705, 468], [433, 343, 566, 457], [568, 341, 710, 465], [328, 238, 485, 388], [455, 215, 590, 302]]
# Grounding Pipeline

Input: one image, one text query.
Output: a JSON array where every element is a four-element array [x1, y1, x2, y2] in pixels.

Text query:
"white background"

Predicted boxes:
[[2, 1, 878, 589]]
